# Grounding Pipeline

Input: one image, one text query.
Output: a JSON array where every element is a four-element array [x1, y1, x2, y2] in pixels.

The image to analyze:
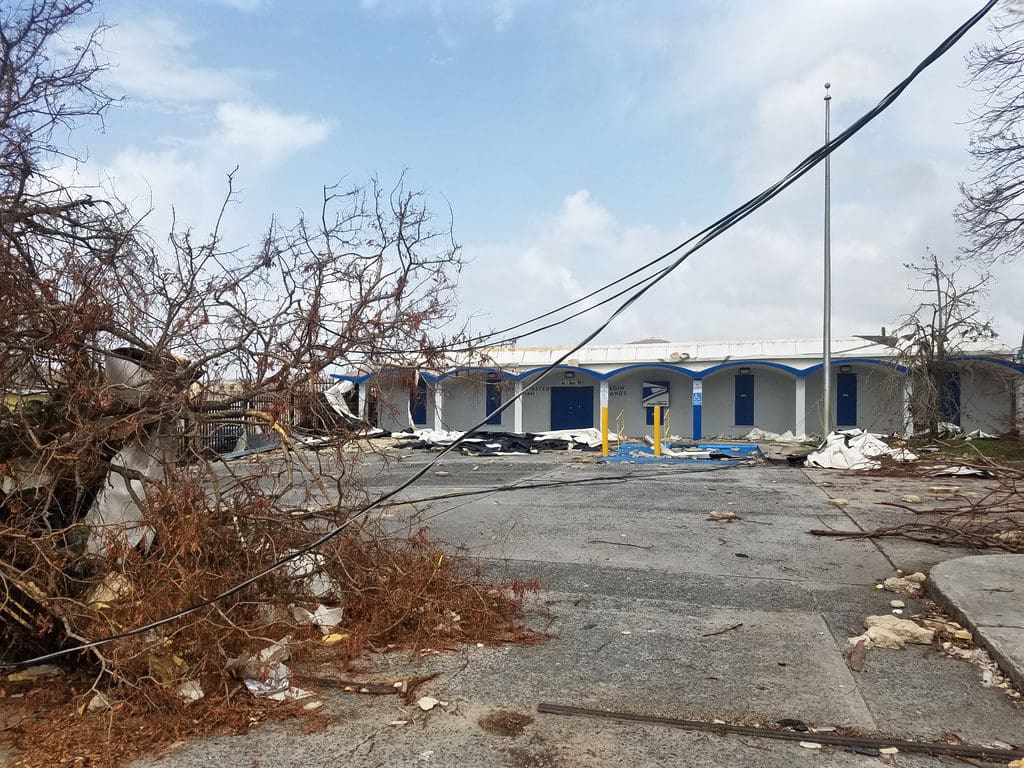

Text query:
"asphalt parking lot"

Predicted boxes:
[[137, 451, 1023, 768]]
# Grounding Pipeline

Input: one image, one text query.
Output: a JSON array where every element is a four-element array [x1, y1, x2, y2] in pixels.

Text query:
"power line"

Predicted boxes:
[[3, 0, 996, 669]]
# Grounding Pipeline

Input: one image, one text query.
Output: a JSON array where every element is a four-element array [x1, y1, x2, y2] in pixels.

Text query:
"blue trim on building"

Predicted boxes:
[[332, 355, 1018, 383], [696, 360, 804, 378], [798, 357, 908, 375], [604, 363, 699, 380]]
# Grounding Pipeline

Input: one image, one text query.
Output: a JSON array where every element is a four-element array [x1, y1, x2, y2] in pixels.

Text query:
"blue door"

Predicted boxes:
[[485, 375, 502, 425], [411, 376, 427, 425], [551, 386, 594, 430], [734, 374, 754, 426], [837, 372, 857, 426], [940, 371, 961, 426]]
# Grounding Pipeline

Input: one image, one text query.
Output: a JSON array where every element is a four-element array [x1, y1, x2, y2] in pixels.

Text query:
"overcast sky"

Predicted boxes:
[[68, 0, 1024, 350]]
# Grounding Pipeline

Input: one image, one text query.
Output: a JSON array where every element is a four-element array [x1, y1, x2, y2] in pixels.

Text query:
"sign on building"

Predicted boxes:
[[642, 382, 670, 407]]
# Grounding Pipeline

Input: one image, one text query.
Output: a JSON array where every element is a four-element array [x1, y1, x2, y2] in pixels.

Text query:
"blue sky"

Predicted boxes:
[[65, 0, 1023, 348]]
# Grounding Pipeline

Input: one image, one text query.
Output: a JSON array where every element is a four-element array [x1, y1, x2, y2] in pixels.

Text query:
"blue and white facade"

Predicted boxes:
[[335, 338, 1024, 439]]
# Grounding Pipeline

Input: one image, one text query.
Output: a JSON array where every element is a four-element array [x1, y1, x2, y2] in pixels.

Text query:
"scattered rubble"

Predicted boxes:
[[805, 429, 918, 471], [882, 576, 925, 598], [707, 510, 740, 522]]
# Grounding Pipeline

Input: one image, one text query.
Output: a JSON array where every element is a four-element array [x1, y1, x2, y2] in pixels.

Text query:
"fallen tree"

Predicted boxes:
[[0, 3, 536, 760]]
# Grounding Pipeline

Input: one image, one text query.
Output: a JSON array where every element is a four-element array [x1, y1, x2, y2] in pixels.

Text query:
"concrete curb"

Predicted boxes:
[[928, 554, 1024, 691]]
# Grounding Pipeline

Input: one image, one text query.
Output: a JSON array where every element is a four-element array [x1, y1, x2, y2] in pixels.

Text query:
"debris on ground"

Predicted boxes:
[[928, 466, 995, 478], [848, 615, 935, 651], [805, 429, 918, 471], [707, 510, 740, 522], [826, 498, 849, 507], [390, 427, 623, 455], [417, 695, 445, 711], [846, 638, 868, 672], [883, 575, 925, 597], [742, 428, 808, 443], [809, 467, 1024, 552]]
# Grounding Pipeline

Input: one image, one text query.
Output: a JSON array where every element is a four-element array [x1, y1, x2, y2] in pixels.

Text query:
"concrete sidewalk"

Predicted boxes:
[[929, 554, 1024, 690]]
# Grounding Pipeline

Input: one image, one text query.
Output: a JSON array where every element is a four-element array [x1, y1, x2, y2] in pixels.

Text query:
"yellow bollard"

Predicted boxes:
[[653, 405, 662, 457], [601, 406, 609, 457]]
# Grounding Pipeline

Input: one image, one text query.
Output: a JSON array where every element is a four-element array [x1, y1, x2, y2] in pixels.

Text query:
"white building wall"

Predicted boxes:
[[960, 363, 1016, 434], [374, 375, 436, 432], [437, 373, 514, 431], [701, 367, 795, 437], [605, 368, 694, 438], [852, 365, 904, 434]]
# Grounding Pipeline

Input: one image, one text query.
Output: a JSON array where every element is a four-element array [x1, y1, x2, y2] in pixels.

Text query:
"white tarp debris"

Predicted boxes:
[[83, 431, 173, 557], [965, 429, 997, 440], [805, 429, 918, 471], [323, 378, 357, 419], [284, 552, 342, 600], [528, 428, 614, 449], [742, 428, 808, 443], [937, 422, 963, 438], [392, 428, 464, 445], [927, 465, 994, 478]]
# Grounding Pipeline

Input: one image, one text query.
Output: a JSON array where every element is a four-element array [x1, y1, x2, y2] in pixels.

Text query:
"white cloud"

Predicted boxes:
[[88, 102, 330, 239], [214, 103, 331, 166], [102, 16, 257, 103], [493, 0, 518, 31]]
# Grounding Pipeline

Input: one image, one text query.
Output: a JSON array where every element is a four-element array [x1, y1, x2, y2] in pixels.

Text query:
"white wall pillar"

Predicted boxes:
[[902, 377, 914, 437], [1013, 375, 1024, 436], [357, 382, 367, 420], [794, 377, 806, 438], [513, 380, 523, 433], [433, 381, 444, 431]]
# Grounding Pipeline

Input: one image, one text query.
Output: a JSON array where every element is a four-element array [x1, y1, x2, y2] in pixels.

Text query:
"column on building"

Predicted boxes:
[[691, 378, 703, 440], [433, 379, 444, 431], [513, 379, 524, 434], [794, 376, 806, 438], [902, 376, 914, 437], [1013, 375, 1024, 437]]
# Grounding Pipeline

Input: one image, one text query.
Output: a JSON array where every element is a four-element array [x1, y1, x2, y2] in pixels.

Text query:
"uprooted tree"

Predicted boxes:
[[887, 249, 998, 437], [0, 0, 533, 728]]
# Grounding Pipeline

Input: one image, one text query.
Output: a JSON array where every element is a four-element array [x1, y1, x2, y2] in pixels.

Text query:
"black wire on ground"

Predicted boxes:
[[1, 0, 996, 669]]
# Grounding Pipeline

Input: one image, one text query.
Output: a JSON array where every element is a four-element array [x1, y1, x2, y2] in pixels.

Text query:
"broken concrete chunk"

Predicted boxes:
[[883, 577, 923, 597], [826, 498, 849, 507], [87, 572, 132, 608], [176, 679, 204, 703], [799, 741, 823, 749], [846, 637, 867, 672], [86, 692, 111, 713], [417, 696, 440, 711], [879, 747, 899, 755], [904, 572, 927, 585], [707, 510, 739, 521], [7, 664, 62, 682], [900, 494, 921, 504], [864, 615, 934, 645], [889, 600, 905, 609], [929, 485, 960, 495]]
